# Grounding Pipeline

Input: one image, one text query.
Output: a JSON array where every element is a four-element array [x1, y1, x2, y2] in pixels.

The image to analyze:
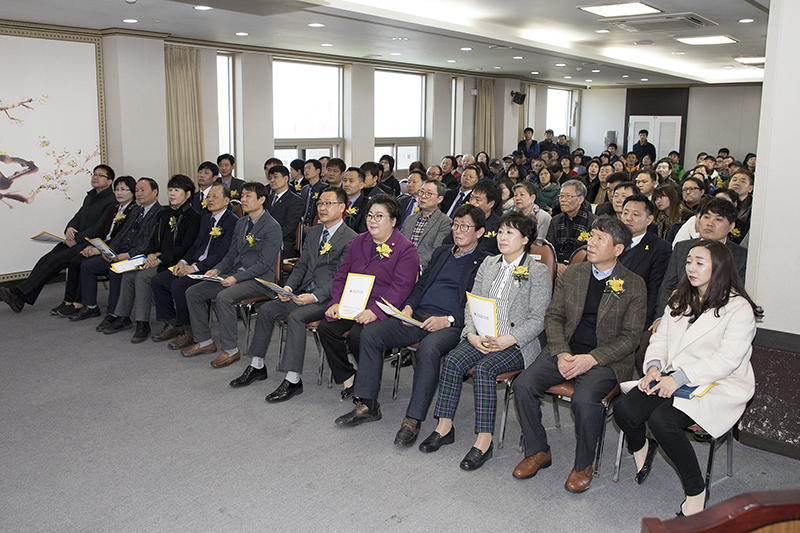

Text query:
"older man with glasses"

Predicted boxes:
[[545, 179, 597, 277]]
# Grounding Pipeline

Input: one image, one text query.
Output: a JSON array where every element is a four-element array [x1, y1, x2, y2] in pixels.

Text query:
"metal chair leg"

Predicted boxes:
[[276, 321, 287, 371], [518, 434, 524, 453], [311, 329, 325, 386], [726, 429, 734, 477], [241, 304, 253, 357], [594, 406, 611, 477], [497, 379, 513, 450], [704, 436, 718, 500], [392, 348, 403, 400], [613, 430, 625, 482], [552, 396, 561, 428]]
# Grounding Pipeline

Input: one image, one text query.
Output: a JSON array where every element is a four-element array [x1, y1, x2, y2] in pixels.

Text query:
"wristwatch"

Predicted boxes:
[[447, 315, 455, 326]]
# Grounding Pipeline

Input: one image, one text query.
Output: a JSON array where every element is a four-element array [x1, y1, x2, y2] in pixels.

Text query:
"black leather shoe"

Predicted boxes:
[[460, 443, 493, 471], [70, 306, 101, 322], [130, 322, 151, 344], [57, 304, 79, 317], [230, 365, 268, 388], [50, 302, 68, 316], [335, 401, 382, 426], [340, 385, 354, 401], [394, 417, 421, 447], [0, 287, 24, 313], [266, 379, 303, 402], [419, 427, 455, 453], [635, 438, 658, 485], [103, 316, 132, 334], [93, 313, 114, 330]]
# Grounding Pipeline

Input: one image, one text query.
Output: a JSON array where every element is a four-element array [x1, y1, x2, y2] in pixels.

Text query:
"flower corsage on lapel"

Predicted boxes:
[[209, 226, 223, 238], [113, 213, 127, 224], [345, 207, 358, 220], [230, 190, 239, 199], [246, 233, 259, 247], [578, 231, 591, 243], [603, 277, 625, 302], [312, 192, 320, 200], [483, 230, 497, 239], [294, 183, 302, 192], [512, 265, 529, 283], [319, 242, 332, 256], [729, 228, 741, 239], [201, 199, 208, 209], [376, 243, 393, 260], [169, 216, 179, 233]]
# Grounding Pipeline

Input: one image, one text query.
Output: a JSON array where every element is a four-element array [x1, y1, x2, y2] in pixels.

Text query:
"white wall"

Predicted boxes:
[[577, 88, 627, 157], [237, 52, 273, 181], [685, 85, 762, 162], [425, 72, 452, 164], [460, 76, 477, 158], [343, 63, 375, 166], [494, 78, 521, 156], [199, 47, 219, 162]]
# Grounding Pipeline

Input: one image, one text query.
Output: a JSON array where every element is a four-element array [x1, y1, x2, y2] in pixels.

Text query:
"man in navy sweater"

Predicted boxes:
[[334, 204, 490, 444]]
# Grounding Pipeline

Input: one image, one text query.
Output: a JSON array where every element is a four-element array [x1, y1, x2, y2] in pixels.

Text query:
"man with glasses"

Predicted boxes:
[[334, 204, 489, 445], [229, 188, 357, 400], [545, 180, 596, 277], [425, 165, 443, 182], [680, 177, 705, 217], [401, 180, 452, 269], [1, 165, 116, 312], [399, 170, 424, 230]]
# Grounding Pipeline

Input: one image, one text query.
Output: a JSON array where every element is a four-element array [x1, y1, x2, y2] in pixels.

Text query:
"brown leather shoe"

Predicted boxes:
[[152, 323, 183, 342], [181, 341, 217, 357], [210, 350, 240, 368], [564, 465, 594, 493], [169, 331, 195, 350], [513, 448, 552, 479]]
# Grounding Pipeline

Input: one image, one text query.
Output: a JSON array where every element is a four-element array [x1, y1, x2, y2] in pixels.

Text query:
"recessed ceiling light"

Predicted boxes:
[[447, 59, 457, 63], [564, 76, 572, 79], [635, 40, 654, 45], [555, 63, 566, 67], [585, 79, 593, 82], [676, 35, 737, 45], [513, 56, 523, 60], [738, 18, 754, 23], [596, 29, 610, 34], [489, 45, 511, 50], [640, 78, 649, 81], [390, 52, 402, 56], [493, 66, 502, 69], [622, 75, 630, 78], [723, 65, 734, 69], [531, 71, 539, 75], [672, 51, 686, 55], [123, 19, 138, 23], [460, 47, 472, 51], [362, 54, 382, 59], [308, 23, 325, 28], [734, 56, 766, 64], [392, 37, 409, 41], [235, 32, 248, 36], [194, 5, 212, 10], [591, 69, 600, 73], [580, 2, 661, 18], [321, 43, 333, 47]]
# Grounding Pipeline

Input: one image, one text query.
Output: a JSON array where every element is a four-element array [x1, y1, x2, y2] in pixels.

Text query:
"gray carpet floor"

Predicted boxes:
[[2, 282, 799, 533]]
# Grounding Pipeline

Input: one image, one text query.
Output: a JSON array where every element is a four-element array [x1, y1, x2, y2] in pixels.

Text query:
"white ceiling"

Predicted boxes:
[[2, 0, 769, 87]]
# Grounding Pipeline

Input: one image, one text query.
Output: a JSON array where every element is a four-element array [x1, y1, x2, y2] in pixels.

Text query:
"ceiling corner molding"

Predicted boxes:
[[99, 27, 172, 40]]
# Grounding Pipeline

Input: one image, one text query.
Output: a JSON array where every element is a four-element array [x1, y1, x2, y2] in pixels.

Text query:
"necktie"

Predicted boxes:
[[271, 193, 278, 207], [319, 228, 330, 253], [449, 192, 465, 218]]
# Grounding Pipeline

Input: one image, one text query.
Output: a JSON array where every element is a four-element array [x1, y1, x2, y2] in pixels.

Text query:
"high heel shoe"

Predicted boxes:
[[635, 438, 658, 485]]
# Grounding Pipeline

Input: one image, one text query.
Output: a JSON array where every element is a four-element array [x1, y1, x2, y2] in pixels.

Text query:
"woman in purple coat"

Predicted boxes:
[[319, 194, 420, 402]]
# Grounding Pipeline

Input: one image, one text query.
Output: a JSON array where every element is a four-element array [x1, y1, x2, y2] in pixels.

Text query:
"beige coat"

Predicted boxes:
[[644, 295, 756, 438]]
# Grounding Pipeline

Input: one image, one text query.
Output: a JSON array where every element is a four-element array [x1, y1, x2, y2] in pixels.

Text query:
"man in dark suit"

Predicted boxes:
[[265, 164, 304, 260], [513, 216, 647, 493], [443, 180, 501, 255], [539, 129, 558, 154], [300, 159, 329, 228], [652, 197, 746, 330], [150, 183, 238, 349], [191, 161, 219, 214], [1, 165, 115, 312], [289, 158, 307, 192], [439, 156, 460, 190], [620, 195, 671, 328], [398, 170, 424, 230], [229, 187, 357, 400], [342, 167, 369, 233], [182, 182, 282, 368], [69, 177, 163, 324], [334, 205, 490, 437], [217, 154, 245, 200], [440, 165, 478, 218]]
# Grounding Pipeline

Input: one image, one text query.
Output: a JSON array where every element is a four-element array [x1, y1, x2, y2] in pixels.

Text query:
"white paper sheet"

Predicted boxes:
[[466, 291, 497, 338], [30, 231, 65, 244], [338, 273, 375, 320]]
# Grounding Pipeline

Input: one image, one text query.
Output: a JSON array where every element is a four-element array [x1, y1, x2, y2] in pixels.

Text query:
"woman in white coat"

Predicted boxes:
[[614, 240, 762, 517]]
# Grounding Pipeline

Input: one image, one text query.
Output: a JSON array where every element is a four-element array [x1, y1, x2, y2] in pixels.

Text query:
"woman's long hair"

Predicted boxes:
[[653, 185, 682, 227], [668, 240, 763, 322]]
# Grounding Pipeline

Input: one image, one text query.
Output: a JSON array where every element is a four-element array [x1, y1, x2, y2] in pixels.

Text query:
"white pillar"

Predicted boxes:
[[237, 52, 273, 181], [425, 72, 452, 163], [199, 47, 219, 163], [343, 63, 374, 166], [494, 78, 521, 156]]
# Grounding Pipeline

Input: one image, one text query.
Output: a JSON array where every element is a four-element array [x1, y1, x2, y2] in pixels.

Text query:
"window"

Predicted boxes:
[[273, 61, 341, 139], [374, 145, 420, 171], [374, 71, 425, 173], [546, 88, 572, 138], [217, 53, 234, 156]]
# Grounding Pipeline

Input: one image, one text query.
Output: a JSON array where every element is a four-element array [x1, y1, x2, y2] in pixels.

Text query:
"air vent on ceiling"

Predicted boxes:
[[603, 12, 717, 33]]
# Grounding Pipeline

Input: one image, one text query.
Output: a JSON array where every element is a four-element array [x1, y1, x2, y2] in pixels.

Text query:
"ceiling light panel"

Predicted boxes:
[[676, 35, 736, 45], [579, 2, 660, 18]]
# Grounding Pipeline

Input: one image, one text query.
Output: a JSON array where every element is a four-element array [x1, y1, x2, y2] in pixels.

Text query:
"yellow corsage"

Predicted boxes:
[[201, 199, 208, 209], [578, 231, 590, 242], [319, 242, 332, 256], [413, 206, 420, 214], [246, 233, 259, 247], [294, 183, 302, 192], [313, 192, 320, 200], [209, 226, 222, 238], [169, 216, 179, 232], [113, 213, 127, 224], [512, 265, 529, 282], [345, 207, 358, 220], [376, 243, 393, 260], [730, 228, 741, 238], [604, 277, 625, 302], [484, 231, 497, 239], [230, 190, 238, 198]]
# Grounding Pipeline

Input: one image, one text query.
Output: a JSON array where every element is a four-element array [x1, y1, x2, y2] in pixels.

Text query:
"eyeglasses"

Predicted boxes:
[[452, 223, 476, 233], [317, 201, 342, 207], [92, 173, 109, 179], [418, 190, 436, 198], [683, 187, 701, 192], [558, 193, 579, 200], [426, 172, 441, 177], [365, 213, 386, 222]]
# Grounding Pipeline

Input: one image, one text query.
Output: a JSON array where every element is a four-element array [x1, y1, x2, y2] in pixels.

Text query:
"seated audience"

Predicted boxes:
[[423, 213, 551, 470], [512, 181, 551, 239], [324, 157, 346, 188], [680, 177, 706, 219], [623, 152, 641, 180], [652, 185, 682, 241], [498, 178, 515, 214], [342, 167, 369, 233], [634, 169, 657, 200], [191, 161, 219, 214], [533, 166, 559, 212], [398, 170, 424, 229], [265, 164, 304, 259], [441, 165, 478, 218], [301, 159, 329, 227], [361, 161, 391, 199], [217, 154, 244, 198], [727, 169, 754, 244], [230, 188, 357, 400], [1, 165, 116, 313], [401, 180, 452, 269], [556, 134, 570, 157], [609, 181, 640, 219], [289, 158, 307, 191], [513, 216, 646, 492], [379, 155, 402, 197], [319, 195, 419, 400], [181, 182, 282, 367], [588, 164, 614, 205], [439, 157, 460, 190], [614, 240, 760, 516], [546, 180, 596, 275], [335, 204, 490, 436]]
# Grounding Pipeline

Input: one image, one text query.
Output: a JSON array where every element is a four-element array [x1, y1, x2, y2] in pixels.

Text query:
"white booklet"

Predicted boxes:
[[85, 237, 116, 259], [376, 297, 424, 328], [338, 273, 375, 320], [110, 255, 146, 274], [466, 292, 498, 338], [31, 231, 65, 244], [187, 273, 225, 282], [256, 278, 294, 298]]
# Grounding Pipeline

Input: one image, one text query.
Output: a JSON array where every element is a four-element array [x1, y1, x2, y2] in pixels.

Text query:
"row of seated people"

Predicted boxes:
[[0, 158, 759, 518]]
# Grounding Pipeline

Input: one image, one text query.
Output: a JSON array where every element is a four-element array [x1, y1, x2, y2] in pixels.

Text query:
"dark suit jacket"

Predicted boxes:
[[93, 201, 137, 243], [68, 187, 117, 243], [403, 244, 489, 329], [543, 261, 647, 383], [440, 188, 473, 216], [267, 190, 304, 258], [214, 210, 282, 282], [381, 174, 402, 197], [654, 238, 747, 321], [364, 183, 391, 199], [144, 202, 203, 271], [183, 209, 239, 272], [620, 232, 671, 328], [595, 202, 614, 216], [442, 210, 501, 255], [109, 202, 165, 257], [286, 222, 357, 303], [225, 177, 246, 200], [301, 180, 330, 226], [398, 195, 418, 229], [441, 172, 459, 190], [191, 187, 212, 215], [344, 194, 369, 234]]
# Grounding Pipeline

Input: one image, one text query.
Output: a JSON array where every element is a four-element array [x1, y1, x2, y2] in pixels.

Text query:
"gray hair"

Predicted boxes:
[[424, 179, 446, 198], [561, 179, 587, 198]]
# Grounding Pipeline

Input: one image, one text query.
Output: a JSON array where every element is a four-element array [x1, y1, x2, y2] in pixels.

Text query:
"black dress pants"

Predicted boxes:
[[318, 318, 363, 385], [14, 243, 85, 305]]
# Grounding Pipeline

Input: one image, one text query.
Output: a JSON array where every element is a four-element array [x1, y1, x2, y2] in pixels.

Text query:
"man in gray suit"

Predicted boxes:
[[182, 182, 282, 368], [401, 180, 452, 269], [229, 188, 357, 402]]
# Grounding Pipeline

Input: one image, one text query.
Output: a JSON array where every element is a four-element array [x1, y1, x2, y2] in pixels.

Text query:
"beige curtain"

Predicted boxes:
[[165, 45, 204, 180], [474, 78, 495, 158]]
